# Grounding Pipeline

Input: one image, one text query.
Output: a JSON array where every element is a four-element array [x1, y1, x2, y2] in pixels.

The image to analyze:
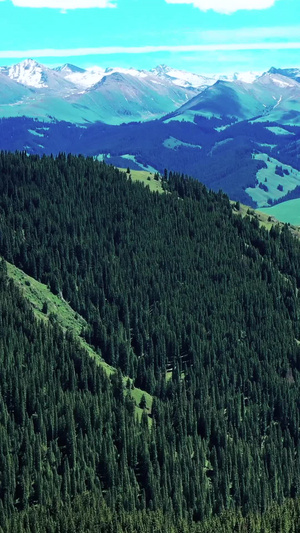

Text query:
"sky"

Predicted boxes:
[[0, 0, 299, 74]]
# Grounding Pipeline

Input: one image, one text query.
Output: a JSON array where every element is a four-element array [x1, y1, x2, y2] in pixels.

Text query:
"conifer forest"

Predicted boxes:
[[1, 151, 300, 531]]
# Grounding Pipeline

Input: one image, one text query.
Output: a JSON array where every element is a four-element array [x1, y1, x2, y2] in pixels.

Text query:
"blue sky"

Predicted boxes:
[[0, 0, 299, 73]]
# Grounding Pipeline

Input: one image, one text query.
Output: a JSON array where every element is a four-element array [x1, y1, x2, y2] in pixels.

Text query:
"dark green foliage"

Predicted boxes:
[[139, 394, 147, 410], [275, 165, 284, 177], [0, 260, 149, 526], [5, 493, 300, 532], [259, 181, 268, 192], [0, 116, 285, 206], [1, 152, 300, 530]]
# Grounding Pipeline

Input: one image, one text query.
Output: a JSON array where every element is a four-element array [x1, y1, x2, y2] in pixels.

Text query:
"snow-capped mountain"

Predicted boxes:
[[56, 64, 106, 89], [268, 67, 300, 84], [165, 70, 300, 126], [57, 64, 150, 90], [67, 71, 193, 124], [151, 64, 216, 91], [7, 59, 50, 88], [104, 66, 149, 79], [0, 60, 196, 124], [150, 64, 261, 90], [216, 71, 261, 84], [2, 59, 76, 93], [253, 71, 300, 94], [55, 63, 86, 75], [0, 60, 299, 126]]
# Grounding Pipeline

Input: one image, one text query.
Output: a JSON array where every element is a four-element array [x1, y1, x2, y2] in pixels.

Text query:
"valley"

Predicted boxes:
[[0, 60, 299, 218]]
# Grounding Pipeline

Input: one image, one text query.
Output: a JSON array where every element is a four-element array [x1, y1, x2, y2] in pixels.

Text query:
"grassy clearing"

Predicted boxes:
[[231, 202, 300, 238], [260, 198, 300, 226], [6, 261, 86, 333], [163, 136, 202, 150], [245, 153, 300, 208], [265, 126, 295, 136], [232, 202, 274, 230], [119, 168, 164, 194], [6, 260, 153, 420]]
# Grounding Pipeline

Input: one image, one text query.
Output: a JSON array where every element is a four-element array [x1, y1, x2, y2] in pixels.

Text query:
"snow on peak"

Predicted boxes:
[[257, 72, 298, 89], [2, 59, 300, 101], [152, 64, 170, 75], [151, 64, 215, 90], [56, 63, 86, 74], [269, 74, 297, 88], [60, 65, 149, 90], [60, 65, 105, 89], [8, 59, 49, 88], [214, 71, 261, 84], [268, 67, 300, 82], [233, 71, 261, 84], [104, 66, 148, 78]]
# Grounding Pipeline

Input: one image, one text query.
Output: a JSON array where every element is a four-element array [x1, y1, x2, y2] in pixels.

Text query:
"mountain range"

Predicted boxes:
[[0, 59, 207, 124], [1, 59, 299, 126], [166, 69, 300, 126], [0, 59, 300, 213], [0, 58, 263, 125]]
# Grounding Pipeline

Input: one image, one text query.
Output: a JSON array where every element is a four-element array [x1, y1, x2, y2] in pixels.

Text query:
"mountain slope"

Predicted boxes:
[[166, 79, 265, 122], [0, 60, 299, 126], [69, 71, 192, 124], [2, 153, 300, 530], [269, 66, 300, 83], [165, 71, 300, 124], [0, 71, 34, 104], [2, 59, 77, 93], [0, 256, 154, 523], [0, 61, 197, 124], [6, 257, 152, 416], [151, 63, 215, 91]]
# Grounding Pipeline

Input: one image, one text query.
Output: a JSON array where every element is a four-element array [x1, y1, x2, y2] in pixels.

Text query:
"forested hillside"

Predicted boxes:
[[1, 152, 300, 531]]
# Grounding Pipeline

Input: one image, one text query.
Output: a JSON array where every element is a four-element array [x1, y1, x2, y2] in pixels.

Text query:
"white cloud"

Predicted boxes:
[[165, 0, 276, 15], [0, 42, 300, 58], [11, 0, 116, 8], [200, 25, 300, 42]]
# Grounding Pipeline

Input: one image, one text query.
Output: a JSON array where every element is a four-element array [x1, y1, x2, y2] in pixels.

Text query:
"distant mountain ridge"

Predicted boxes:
[[166, 71, 300, 126], [0, 59, 299, 127], [0, 58, 266, 125], [0, 59, 203, 124]]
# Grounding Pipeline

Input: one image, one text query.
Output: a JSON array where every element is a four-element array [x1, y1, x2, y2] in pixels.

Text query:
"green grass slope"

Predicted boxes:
[[260, 198, 300, 226], [232, 201, 300, 238], [6, 259, 153, 418], [119, 167, 164, 193], [246, 153, 300, 207]]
